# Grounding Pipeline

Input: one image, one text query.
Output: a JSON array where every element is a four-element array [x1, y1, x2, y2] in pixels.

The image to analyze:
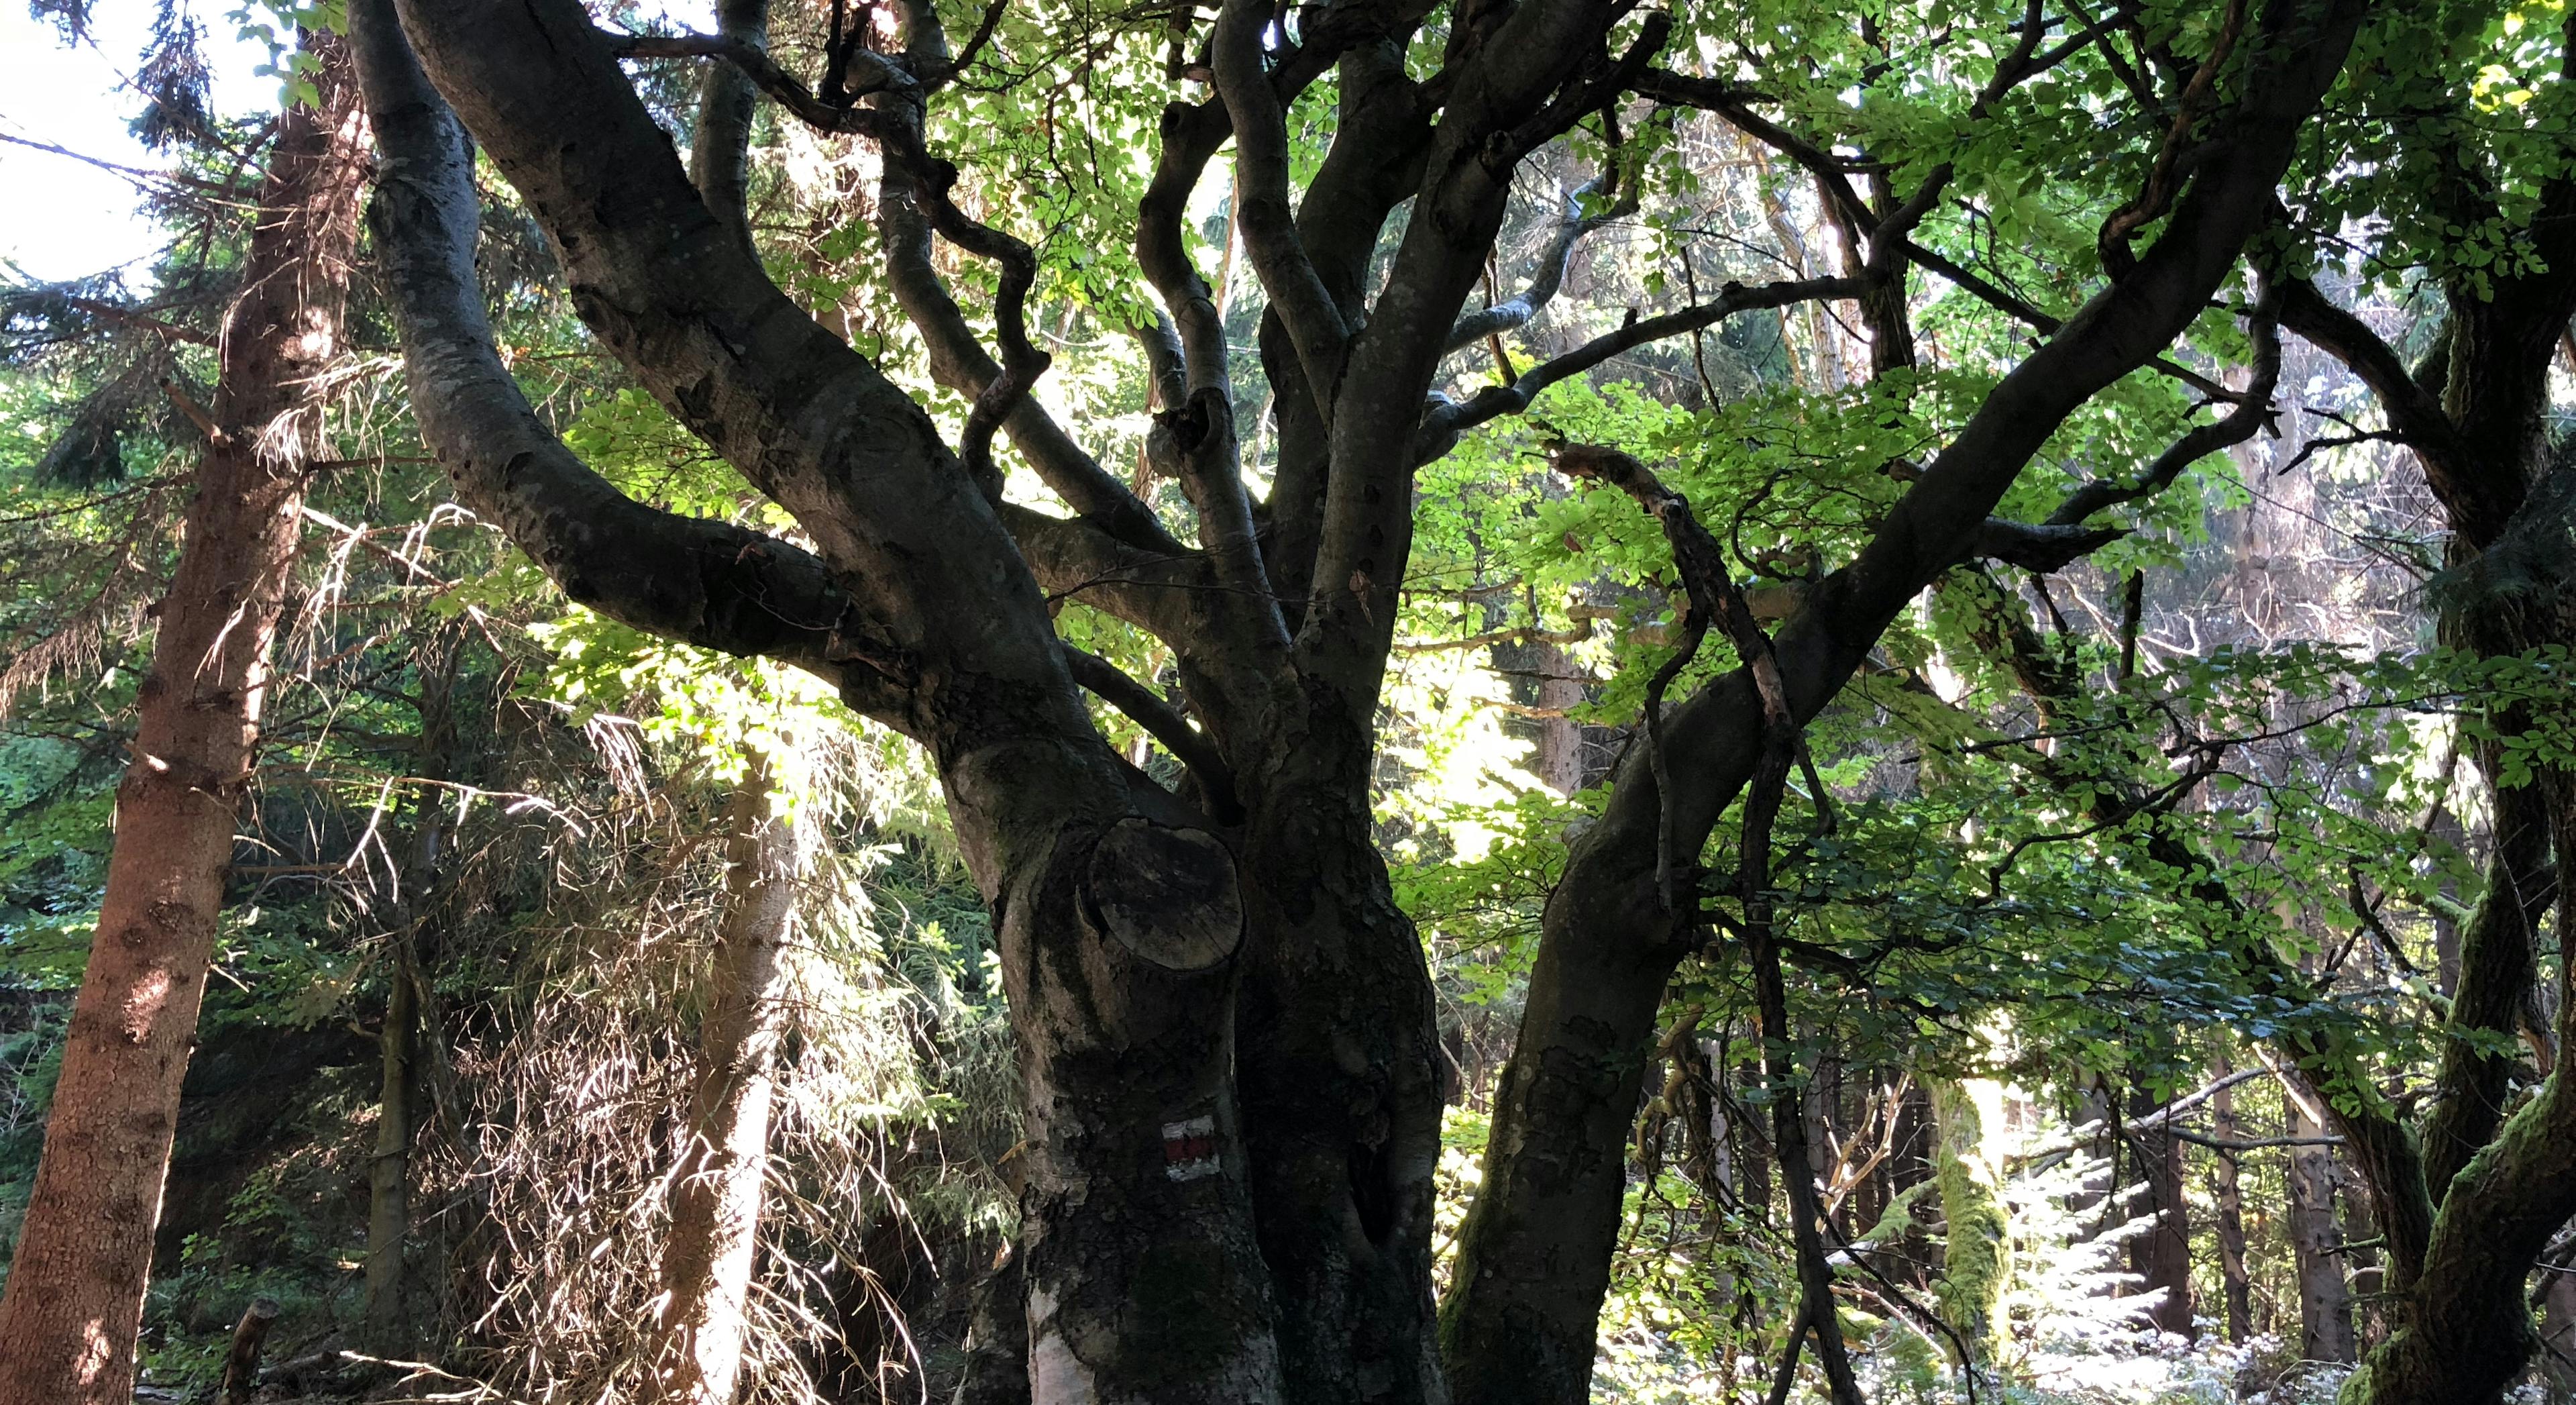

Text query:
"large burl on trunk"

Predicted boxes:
[[0, 33, 368, 1405]]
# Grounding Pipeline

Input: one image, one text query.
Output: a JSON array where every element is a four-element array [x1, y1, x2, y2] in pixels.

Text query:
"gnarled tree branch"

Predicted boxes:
[[359, 0, 911, 724], [1062, 645, 1242, 819], [1444, 170, 1640, 354], [1417, 275, 1867, 461], [2049, 271, 2284, 526]]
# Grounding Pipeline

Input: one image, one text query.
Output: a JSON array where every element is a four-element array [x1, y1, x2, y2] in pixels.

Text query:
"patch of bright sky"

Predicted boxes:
[[1, 7, 281, 286]]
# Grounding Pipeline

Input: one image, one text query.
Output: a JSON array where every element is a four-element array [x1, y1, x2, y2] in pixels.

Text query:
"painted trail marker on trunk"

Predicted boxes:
[[1163, 1114, 1220, 1181]]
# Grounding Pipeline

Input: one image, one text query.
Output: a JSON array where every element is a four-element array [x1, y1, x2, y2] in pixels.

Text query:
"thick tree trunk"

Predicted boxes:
[[2272, 85, 2576, 1399], [2287, 1104, 2355, 1364], [647, 764, 804, 1404], [2355, 1077, 2576, 1405], [354, 7, 1295, 1396], [1232, 787, 1446, 1405], [1002, 811, 1279, 1405], [2418, 776, 2556, 1199], [0, 40, 366, 1404], [1437, 882, 1681, 1405], [2340, 295, 2576, 1405]]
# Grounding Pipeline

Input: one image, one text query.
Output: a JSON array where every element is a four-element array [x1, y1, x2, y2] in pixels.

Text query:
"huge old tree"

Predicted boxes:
[[328, 0, 2391, 1400]]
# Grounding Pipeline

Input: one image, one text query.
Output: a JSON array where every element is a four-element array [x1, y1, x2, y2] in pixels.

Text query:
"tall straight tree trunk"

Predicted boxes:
[[1928, 1075, 2011, 1362], [2208, 1057, 2254, 1345], [362, 637, 462, 1353], [2287, 1102, 2355, 1364], [648, 760, 804, 1404], [2127, 1083, 2194, 1338], [0, 38, 366, 1404], [361, 917, 420, 1350]]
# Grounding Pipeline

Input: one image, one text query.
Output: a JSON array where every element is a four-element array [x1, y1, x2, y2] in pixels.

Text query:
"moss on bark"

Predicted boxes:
[[1930, 1076, 2011, 1361]]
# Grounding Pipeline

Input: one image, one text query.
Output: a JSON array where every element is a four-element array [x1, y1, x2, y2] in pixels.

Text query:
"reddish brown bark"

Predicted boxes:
[[0, 37, 366, 1404]]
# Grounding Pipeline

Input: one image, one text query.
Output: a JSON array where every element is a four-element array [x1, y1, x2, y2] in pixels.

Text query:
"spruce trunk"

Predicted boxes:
[[0, 40, 366, 1404], [361, 937, 418, 1351], [2287, 1104, 2355, 1364], [2208, 1065, 2254, 1345], [2126, 1084, 2194, 1338], [647, 763, 803, 1404], [362, 753, 451, 1351]]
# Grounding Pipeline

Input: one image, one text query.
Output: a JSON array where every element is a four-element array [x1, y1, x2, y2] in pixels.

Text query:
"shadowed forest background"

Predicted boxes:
[[0, 0, 2571, 1402]]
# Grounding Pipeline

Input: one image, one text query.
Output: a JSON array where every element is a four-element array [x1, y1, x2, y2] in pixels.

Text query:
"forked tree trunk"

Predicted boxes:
[[0, 38, 366, 1404], [648, 762, 804, 1404], [350, 6, 1289, 1394], [1435, 1, 2371, 1386]]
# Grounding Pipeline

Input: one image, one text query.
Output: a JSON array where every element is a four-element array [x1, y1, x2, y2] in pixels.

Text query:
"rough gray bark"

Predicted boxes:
[[2287, 1103, 2356, 1363], [360, 0, 1658, 1395], [0, 34, 368, 1404], [355, 7, 1281, 1400], [2208, 1061, 2254, 1345]]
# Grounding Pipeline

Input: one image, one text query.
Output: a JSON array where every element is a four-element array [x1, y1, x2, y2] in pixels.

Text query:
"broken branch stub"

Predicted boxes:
[[1083, 818, 1244, 973]]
